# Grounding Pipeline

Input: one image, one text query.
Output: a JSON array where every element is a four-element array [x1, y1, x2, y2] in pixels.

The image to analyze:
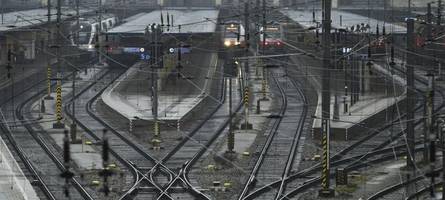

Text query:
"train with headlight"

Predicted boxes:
[[222, 20, 245, 48], [69, 14, 118, 51]]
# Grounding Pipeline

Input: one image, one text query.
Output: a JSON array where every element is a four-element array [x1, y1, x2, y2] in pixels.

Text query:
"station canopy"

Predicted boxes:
[[108, 9, 220, 34]]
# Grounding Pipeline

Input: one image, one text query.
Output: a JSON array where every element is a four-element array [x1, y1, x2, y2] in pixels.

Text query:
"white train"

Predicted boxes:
[[222, 20, 245, 48], [70, 15, 118, 51]]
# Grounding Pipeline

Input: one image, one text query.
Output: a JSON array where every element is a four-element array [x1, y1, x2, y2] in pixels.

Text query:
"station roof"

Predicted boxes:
[[108, 9, 220, 34], [281, 9, 407, 34], [0, 8, 92, 32]]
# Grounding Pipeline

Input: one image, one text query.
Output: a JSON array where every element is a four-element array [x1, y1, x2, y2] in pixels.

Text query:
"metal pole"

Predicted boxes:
[[256, 0, 260, 54], [76, 0, 80, 46], [228, 78, 234, 152], [243, 1, 251, 130], [427, 3, 433, 42], [151, 25, 161, 146], [408, 0, 411, 17], [406, 18, 416, 169], [333, 30, 339, 121], [1, 0, 4, 24], [438, 0, 442, 26], [262, 0, 266, 55], [261, 0, 268, 101], [422, 3, 434, 165], [53, 0, 64, 129], [70, 71, 77, 142], [440, 121, 445, 200], [426, 72, 436, 196], [48, 0, 51, 23], [98, 0, 103, 64], [44, 0, 54, 100], [244, 1, 250, 78], [319, 0, 333, 197]]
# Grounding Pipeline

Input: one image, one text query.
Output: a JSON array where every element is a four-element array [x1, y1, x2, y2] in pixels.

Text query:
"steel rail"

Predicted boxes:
[[16, 74, 94, 200], [154, 71, 243, 199]]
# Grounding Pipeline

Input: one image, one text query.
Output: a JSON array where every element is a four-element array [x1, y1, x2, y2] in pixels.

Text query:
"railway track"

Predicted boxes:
[[237, 65, 308, 200], [154, 76, 243, 200], [272, 55, 445, 200], [61, 66, 180, 199], [366, 168, 442, 200], [0, 69, 95, 199], [68, 58, 240, 199], [231, 11, 444, 197], [352, 59, 445, 200], [0, 72, 58, 200]]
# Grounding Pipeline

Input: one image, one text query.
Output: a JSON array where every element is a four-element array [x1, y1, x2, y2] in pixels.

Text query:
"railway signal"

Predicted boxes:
[[241, 86, 252, 130], [228, 78, 235, 153], [60, 130, 74, 197], [99, 129, 112, 196], [45, 66, 54, 100]]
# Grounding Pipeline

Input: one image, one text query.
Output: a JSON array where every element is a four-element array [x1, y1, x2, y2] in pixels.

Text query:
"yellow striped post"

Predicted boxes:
[[56, 85, 62, 122], [319, 119, 334, 197], [52, 80, 64, 129]]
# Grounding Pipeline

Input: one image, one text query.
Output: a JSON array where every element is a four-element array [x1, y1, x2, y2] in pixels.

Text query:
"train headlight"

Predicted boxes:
[[224, 41, 231, 47], [88, 44, 93, 49], [235, 41, 240, 45]]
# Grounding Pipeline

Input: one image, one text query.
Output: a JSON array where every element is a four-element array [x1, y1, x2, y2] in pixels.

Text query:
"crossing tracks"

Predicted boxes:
[[238, 65, 308, 200]]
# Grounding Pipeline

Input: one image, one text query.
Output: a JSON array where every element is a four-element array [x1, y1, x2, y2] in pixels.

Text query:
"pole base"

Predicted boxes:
[[240, 123, 253, 130], [151, 138, 162, 150], [52, 122, 65, 129], [44, 96, 54, 100], [40, 100, 46, 113], [70, 124, 82, 144], [223, 151, 237, 160], [318, 188, 335, 198]]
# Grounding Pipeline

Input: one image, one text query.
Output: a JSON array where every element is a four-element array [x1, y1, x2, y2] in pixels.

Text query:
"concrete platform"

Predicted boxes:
[[312, 61, 407, 141], [0, 122, 40, 200], [101, 53, 218, 128]]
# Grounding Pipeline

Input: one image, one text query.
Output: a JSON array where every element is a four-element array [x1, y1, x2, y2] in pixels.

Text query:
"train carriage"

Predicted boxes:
[[259, 22, 284, 52], [69, 15, 118, 51], [222, 20, 245, 48]]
